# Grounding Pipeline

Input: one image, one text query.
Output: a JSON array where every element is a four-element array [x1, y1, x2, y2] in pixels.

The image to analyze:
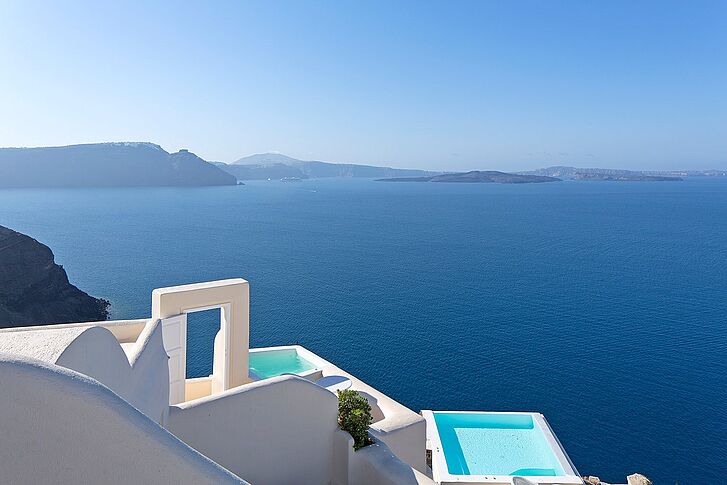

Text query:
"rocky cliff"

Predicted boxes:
[[0, 143, 237, 188], [0, 225, 109, 327]]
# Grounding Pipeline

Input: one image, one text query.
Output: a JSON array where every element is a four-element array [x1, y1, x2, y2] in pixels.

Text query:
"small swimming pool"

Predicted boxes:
[[423, 411, 581, 484], [248, 347, 319, 380]]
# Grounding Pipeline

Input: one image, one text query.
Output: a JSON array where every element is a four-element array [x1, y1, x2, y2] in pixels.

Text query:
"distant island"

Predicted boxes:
[[520, 165, 724, 181], [215, 153, 436, 180], [1, 143, 723, 187], [0, 225, 109, 327], [518, 165, 727, 181], [574, 173, 682, 182], [0, 142, 236, 188], [377, 170, 559, 184]]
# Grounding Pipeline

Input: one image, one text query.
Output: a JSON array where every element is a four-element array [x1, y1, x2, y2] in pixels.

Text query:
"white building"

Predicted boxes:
[[0, 278, 581, 485]]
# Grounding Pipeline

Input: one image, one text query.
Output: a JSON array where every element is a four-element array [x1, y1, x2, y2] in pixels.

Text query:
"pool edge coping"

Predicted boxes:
[[249, 345, 332, 380], [422, 410, 583, 484]]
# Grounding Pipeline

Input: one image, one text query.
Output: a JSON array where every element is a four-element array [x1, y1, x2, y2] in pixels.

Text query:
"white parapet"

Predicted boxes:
[[0, 356, 247, 485]]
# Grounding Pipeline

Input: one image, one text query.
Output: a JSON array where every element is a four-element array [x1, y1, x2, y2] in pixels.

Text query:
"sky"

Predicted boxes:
[[0, 0, 725, 171]]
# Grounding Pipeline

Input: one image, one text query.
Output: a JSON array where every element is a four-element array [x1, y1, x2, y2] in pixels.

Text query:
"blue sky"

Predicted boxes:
[[0, 0, 725, 170]]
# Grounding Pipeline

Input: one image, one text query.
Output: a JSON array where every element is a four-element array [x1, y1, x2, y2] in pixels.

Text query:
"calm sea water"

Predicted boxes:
[[1, 178, 725, 484]]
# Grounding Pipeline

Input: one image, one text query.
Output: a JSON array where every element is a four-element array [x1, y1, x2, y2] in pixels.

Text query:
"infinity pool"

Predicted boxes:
[[248, 347, 317, 380], [423, 411, 581, 484]]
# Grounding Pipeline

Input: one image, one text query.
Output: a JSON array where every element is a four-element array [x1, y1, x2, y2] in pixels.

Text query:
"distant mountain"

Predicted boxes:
[[233, 153, 303, 165], [522, 165, 724, 180], [0, 225, 109, 327], [0, 142, 237, 188], [217, 153, 435, 180], [378, 171, 559, 184]]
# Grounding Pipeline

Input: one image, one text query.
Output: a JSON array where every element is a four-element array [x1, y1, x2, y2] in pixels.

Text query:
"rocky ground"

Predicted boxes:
[[584, 473, 652, 485]]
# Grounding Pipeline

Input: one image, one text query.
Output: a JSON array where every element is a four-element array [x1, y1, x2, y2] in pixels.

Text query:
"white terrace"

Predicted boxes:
[[0, 278, 581, 485]]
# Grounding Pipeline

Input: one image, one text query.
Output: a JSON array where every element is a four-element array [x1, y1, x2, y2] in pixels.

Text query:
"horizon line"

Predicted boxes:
[[1, 140, 725, 173]]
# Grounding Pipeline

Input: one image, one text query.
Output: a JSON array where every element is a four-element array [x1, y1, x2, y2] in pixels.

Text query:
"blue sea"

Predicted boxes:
[[1, 178, 725, 484]]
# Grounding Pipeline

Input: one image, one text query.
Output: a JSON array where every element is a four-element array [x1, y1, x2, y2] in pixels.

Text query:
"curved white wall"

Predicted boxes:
[[55, 320, 170, 424], [0, 356, 247, 485], [168, 375, 340, 485]]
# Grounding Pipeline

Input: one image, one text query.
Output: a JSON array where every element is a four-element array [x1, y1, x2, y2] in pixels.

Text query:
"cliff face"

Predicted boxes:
[[0, 143, 237, 188], [0, 226, 109, 327]]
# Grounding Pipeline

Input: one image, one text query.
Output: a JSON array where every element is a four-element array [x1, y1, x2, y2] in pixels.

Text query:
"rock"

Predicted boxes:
[[0, 225, 109, 327], [583, 477, 601, 485], [627, 473, 652, 485]]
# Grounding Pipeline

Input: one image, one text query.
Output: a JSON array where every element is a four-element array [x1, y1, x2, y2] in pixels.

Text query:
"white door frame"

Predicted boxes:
[[152, 279, 250, 404]]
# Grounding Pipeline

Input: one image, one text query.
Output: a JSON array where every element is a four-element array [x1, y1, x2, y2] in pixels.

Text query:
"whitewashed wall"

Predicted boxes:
[[336, 432, 436, 485], [168, 375, 340, 485], [55, 320, 170, 424], [0, 356, 246, 485]]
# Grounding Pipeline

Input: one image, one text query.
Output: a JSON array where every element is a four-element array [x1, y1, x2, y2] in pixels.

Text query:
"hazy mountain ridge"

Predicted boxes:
[[1, 143, 722, 187], [0, 143, 236, 188], [222, 155, 724, 182], [233, 153, 303, 165], [218, 153, 436, 180]]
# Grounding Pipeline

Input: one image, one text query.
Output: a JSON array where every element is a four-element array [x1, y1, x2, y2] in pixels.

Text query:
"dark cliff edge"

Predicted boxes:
[[0, 225, 109, 328], [377, 170, 560, 184]]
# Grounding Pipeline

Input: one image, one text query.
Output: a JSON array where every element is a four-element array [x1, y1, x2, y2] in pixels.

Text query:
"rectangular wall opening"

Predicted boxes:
[[185, 307, 222, 379]]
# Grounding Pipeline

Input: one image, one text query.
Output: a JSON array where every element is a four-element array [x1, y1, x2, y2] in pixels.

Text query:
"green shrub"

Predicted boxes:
[[337, 389, 373, 450]]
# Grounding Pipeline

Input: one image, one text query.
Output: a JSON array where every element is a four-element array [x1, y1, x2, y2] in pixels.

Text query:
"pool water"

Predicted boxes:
[[248, 348, 317, 379], [433, 413, 565, 476]]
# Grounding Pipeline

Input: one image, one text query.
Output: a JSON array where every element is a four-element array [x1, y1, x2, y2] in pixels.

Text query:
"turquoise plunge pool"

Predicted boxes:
[[248, 348, 317, 380], [424, 411, 581, 483]]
